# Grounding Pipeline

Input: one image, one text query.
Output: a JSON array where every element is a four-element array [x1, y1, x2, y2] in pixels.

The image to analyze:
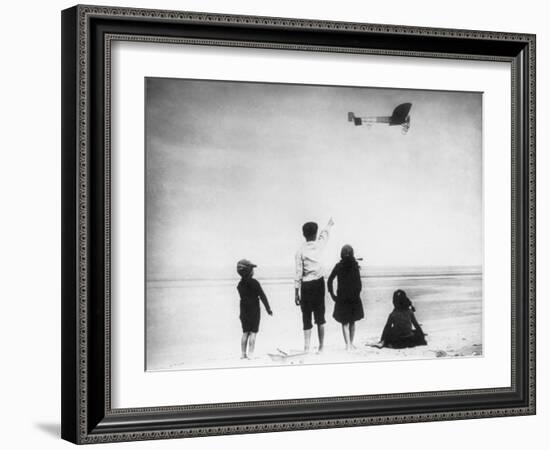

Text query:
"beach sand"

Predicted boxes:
[[146, 268, 482, 371]]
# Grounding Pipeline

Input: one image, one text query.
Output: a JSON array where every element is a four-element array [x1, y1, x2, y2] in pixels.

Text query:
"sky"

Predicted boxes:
[[145, 78, 482, 280]]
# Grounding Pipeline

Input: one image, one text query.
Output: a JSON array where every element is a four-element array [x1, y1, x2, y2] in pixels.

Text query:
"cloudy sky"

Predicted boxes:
[[145, 78, 482, 279]]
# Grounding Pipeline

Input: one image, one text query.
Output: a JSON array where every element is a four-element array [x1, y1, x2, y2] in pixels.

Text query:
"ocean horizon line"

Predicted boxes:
[[147, 264, 482, 284]]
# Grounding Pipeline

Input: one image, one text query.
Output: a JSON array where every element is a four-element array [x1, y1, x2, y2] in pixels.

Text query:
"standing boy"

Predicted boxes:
[[236, 259, 273, 359], [295, 217, 334, 353]]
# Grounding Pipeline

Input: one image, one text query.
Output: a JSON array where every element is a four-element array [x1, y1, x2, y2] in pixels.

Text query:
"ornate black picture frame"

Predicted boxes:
[[61, 4, 536, 444]]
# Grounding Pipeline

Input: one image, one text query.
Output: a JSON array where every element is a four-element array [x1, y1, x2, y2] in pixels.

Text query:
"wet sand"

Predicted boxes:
[[146, 268, 482, 371]]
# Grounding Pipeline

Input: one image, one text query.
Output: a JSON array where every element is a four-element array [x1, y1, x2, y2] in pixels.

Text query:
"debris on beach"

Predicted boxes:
[[268, 348, 307, 364]]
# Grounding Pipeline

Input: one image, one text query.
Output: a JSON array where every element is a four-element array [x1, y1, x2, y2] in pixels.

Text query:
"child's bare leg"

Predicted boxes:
[[341, 323, 351, 350], [248, 333, 257, 358], [349, 322, 357, 349], [304, 329, 312, 352], [317, 324, 325, 353], [241, 332, 249, 359]]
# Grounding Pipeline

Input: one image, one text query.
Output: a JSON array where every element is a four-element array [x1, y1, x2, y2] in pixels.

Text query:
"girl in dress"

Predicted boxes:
[[327, 245, 365, 350]]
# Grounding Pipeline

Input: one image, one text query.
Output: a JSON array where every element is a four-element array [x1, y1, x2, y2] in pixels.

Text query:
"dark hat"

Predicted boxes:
[[236, 259, 257, 276]]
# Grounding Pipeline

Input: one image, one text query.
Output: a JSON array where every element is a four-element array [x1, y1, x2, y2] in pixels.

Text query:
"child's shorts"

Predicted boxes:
[[300, 277, 326, 330], [240, 302, 260, 333]]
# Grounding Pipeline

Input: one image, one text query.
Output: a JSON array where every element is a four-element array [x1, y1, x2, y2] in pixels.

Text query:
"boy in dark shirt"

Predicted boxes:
[[236, 259, 273, 359]]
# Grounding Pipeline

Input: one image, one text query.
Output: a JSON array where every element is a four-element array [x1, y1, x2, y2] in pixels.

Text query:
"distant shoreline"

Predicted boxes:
[[148, 268, 482, 286]]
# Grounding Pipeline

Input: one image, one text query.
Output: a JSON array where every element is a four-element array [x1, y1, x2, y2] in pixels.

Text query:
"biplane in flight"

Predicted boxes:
[[348, 102, 412, 134]]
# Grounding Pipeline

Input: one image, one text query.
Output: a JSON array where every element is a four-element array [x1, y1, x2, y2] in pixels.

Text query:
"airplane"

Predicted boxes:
[[348, 102, 412, 134]]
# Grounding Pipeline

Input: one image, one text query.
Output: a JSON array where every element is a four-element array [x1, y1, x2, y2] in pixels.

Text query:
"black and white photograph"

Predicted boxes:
[[145, 78, 483, 371], [2, 0, 545, 446]]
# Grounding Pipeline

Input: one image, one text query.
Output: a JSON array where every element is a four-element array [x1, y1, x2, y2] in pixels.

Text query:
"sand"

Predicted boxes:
[[146, 269, 482, 371]]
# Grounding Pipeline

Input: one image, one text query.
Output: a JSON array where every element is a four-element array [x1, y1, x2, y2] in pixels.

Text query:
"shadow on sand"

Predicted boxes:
[[35, 422, 60, 438]]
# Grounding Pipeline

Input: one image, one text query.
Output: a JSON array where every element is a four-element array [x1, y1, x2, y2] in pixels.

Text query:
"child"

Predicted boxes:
[[392, 288, 416, 312], [236, 259, 272, 359], [295, 217, 335, 353], [374, 289, 426, 349], [327, 245, 364, 350]]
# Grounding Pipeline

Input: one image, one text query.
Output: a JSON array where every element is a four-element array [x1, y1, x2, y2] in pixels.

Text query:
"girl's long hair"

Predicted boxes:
[[392, 289, 411, 311]]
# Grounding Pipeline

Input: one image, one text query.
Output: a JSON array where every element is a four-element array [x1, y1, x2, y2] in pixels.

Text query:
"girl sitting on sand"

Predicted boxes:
[[327, 245, 365, 350], [374, 289, 427, 349]]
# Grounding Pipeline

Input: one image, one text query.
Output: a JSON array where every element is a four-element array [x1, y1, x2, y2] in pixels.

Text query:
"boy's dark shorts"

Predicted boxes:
[[300, 277, 326, 330]]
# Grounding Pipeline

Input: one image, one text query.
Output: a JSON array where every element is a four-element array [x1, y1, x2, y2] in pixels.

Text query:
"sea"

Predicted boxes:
[[145, 265, 482, 371]]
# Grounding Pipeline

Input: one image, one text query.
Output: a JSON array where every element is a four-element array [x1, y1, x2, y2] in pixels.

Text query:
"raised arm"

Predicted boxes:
[[327, 265, 338, 301], [317, 217, 335, 247]]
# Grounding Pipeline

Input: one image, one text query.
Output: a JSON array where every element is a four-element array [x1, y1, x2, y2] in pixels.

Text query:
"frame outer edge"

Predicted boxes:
[[61, 5, 80, 445], [77, 3, 91, 444], [76, 3, 534, 40], [65, 5, 537, 443], [527, 34, 536, 414]]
